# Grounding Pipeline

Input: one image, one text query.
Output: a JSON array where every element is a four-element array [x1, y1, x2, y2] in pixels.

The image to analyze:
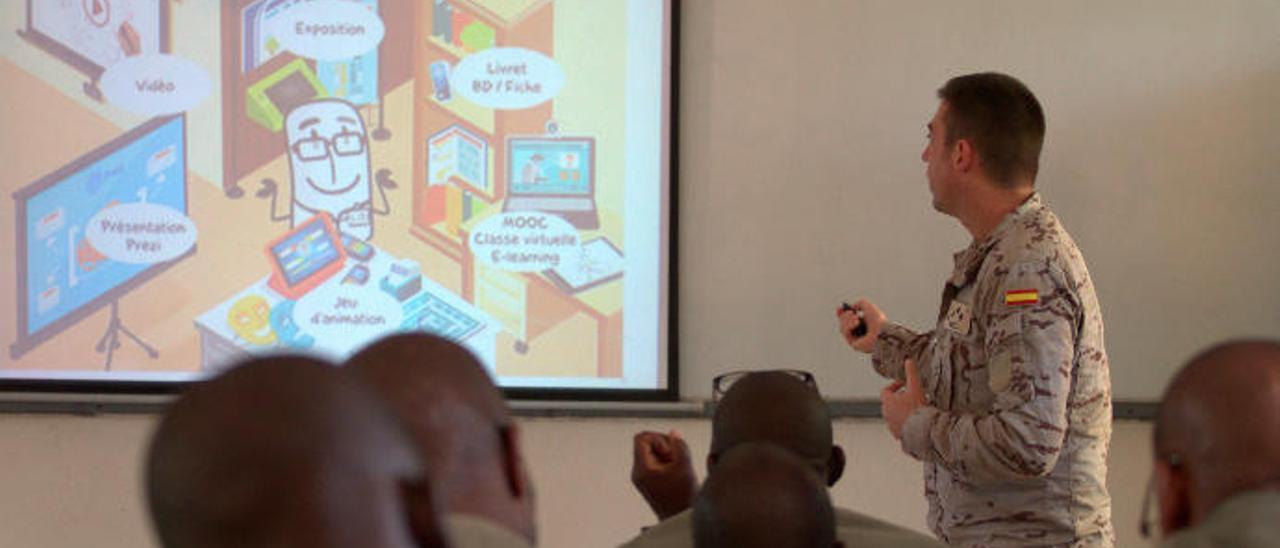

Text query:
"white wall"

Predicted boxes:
[[677, 0, 1280, 400], [0, 414, 1155, 548]]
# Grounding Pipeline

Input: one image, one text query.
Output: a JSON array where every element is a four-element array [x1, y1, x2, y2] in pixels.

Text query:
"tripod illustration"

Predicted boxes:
[[95, 300, 158, 370]]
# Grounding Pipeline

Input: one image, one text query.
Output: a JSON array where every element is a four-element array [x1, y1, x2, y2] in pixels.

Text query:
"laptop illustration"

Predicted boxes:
[[502, 136, 599, 229]]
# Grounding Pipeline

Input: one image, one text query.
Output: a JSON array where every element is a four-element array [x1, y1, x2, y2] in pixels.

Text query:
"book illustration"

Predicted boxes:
[[429, 124, 488, 194]]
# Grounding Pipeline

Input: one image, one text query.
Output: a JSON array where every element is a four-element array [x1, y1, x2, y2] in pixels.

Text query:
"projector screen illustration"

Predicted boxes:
[[18, 0, 169, 100], [1, 0, 674, 396]]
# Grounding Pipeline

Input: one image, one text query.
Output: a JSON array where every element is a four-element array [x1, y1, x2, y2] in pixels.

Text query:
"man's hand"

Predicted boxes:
[[631, 430, 698, 520], [835, 299, 887, 353], [880, 358, 926, 440]]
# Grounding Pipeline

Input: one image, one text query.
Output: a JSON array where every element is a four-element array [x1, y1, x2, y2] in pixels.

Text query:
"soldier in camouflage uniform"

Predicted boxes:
[[837, 73, 1113, 547]]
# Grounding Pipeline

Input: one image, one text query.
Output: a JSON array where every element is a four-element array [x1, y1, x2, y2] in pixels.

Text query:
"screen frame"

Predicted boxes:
[[1, 0, 680, 404], [9, 114, 193, 362], [502, 0, 680, 402]]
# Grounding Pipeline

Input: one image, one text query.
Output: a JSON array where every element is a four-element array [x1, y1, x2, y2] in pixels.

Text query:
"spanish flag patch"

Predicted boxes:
[[1004, 289, 1040, 306]]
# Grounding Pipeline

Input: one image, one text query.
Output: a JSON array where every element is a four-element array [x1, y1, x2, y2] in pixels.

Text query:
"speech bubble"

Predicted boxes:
[[453, 48, 565, 109], [269, 0, 386, 62], [85, 202, 197, 264], [469, 212, 580, 272], [293, 282, 403, 356], [99, 54, 211, 116]]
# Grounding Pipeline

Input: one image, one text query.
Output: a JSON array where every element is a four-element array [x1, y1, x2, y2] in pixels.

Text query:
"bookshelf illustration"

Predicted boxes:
[[411, 0, 554, 265], [410, 0, 623, 376], [219, 0, 413, 197]]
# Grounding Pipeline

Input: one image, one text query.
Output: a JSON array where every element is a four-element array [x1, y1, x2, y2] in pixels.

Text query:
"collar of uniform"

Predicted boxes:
[[443, 513, 534, 548], [948, 193, 1044, 287], [1161, 488, 1280, 546]]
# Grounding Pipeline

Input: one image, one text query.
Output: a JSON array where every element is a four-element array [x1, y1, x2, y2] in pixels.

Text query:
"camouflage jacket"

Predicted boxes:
[[872, 194, 1114, 547]]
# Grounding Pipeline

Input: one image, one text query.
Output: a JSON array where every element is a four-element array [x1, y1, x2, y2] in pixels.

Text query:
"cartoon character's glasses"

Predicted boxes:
[[291, 129, 366, 161]]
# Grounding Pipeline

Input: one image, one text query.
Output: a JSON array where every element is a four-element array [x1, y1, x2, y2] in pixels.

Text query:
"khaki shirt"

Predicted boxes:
[[445, 514, 534, 548], [618, 506, 944, 548], [872, 194, 1113, 547], [1158, 490, 1280, 548]]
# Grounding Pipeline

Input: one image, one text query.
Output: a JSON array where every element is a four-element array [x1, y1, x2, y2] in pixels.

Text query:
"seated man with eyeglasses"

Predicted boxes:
[[1142, 339, 1280, 547], [620, 370, 942, 548]]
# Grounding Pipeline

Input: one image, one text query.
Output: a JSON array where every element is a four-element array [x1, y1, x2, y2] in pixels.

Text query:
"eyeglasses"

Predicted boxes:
[[1138, 452, 1182, 540], [711, 369, 817, 401], [291, 128, 367, 161]]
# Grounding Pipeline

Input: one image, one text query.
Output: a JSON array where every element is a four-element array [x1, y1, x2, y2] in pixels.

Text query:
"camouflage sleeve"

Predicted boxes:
[[899, 260, 1078, 483], [871, 323, 932, 382]]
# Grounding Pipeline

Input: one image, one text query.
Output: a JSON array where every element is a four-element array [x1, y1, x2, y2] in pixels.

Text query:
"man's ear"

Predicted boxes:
[[498, 424, 527, 499], [402, 479, 449, 548], [1156, 458, 1191, 536], [827, 446, 846, 487], [952, 139, 976, 173]]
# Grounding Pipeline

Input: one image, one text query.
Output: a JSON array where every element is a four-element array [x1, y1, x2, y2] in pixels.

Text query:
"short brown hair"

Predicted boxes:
[[938, 72, 1045, 187]]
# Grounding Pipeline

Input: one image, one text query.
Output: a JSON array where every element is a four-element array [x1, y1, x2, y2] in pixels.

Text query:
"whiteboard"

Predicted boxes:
[[676, 0, 1280, 401], [29, 0, 165, 73]]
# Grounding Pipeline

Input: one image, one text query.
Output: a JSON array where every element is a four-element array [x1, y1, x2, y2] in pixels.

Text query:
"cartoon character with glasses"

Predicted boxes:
[[258, 98, 395, 240]]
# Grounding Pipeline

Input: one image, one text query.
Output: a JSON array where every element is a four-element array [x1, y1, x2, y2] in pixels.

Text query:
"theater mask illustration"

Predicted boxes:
[[226, 294, 276, 347]]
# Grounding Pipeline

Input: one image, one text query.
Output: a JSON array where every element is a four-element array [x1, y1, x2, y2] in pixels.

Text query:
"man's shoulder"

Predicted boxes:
[[1159, 491, 1280, 548], [617, 506, 945, 548], [834, 507, 945, 548], [617, 510, 693, 548], [445, 514, 535, 548], [994, 204, 1082, 265], [982, 204, 1093, 298]]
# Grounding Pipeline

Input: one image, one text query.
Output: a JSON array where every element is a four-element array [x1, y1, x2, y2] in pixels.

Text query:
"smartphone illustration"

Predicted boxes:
[[430, 60, 451, 102], [342, 264, 370, 285], [341, 233, 375, 262]]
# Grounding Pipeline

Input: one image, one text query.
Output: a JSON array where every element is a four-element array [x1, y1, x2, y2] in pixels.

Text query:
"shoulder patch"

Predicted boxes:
[[1004, 289, 1039, 306]]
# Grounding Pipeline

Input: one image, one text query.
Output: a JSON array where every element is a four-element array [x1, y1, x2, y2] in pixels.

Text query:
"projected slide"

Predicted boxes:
[[0, 0, 672, 394]]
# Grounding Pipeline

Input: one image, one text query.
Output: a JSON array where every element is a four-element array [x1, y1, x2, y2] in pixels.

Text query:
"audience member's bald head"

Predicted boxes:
[[146, 355, 443, 548], [710, 371, 844, 485], [693, 442, 837, 548], [345, 333, 535, 542], [1154, 339, 1280, 531]]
